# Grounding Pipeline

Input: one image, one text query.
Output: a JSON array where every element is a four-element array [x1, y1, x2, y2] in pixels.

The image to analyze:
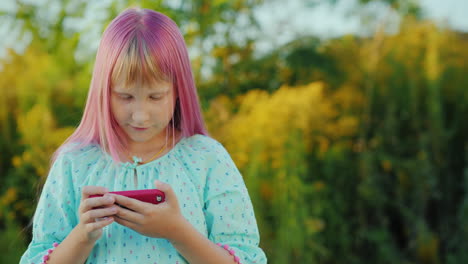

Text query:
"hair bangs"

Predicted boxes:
[[111, 35, 173, 88]]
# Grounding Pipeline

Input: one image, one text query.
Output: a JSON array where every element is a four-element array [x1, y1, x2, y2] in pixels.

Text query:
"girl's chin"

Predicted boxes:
[[128, 136, 156, 143], [127, 132, 164, 143]]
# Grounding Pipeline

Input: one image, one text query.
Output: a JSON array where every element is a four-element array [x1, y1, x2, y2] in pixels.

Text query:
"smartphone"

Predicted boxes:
[[90, 189, 165, 205]]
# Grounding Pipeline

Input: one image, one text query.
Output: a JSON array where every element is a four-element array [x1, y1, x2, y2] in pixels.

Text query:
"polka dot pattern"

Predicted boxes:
[[20, 135, 267, 264]]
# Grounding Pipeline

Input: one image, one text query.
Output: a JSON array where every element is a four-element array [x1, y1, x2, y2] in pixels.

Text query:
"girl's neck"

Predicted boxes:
[[126, 129, 181, 162]]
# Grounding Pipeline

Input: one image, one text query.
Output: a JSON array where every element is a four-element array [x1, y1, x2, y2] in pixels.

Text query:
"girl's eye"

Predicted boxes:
[[119, 95, 132, 100], [150, 96, 163, 101]]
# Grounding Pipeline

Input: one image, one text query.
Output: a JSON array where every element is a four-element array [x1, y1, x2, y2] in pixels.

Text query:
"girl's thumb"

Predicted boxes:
[[154, 180, 168, 190], [154, 180, 174, 202]]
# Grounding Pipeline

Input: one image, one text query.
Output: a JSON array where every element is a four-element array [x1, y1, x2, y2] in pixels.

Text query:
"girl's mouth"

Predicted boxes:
[[131, 126, 149, 131]]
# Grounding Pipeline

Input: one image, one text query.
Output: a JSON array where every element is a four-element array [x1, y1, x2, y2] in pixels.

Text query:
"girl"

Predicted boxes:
[[20, 7, 267, 264]]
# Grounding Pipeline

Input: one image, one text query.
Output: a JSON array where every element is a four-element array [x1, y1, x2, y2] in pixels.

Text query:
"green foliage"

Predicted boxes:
[[200, 36, 342, 102], [0, 221, 28, 264], [206, 17, 468, 264], [1, 1, 467, 264]]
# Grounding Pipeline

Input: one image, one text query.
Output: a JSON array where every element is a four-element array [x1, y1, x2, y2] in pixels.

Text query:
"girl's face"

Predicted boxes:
[[110, 80, 176, 146]]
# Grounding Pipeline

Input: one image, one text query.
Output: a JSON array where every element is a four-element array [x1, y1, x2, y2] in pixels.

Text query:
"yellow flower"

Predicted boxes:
[[305, 218, 325, 234], [12, 156, 22, 168], [1, 188, 18, 206], [312, 181, 326, 192], [381, 160, 392, 172]]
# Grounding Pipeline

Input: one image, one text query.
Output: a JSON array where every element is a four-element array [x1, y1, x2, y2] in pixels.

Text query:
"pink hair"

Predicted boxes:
[[53, 8, 207, 163]]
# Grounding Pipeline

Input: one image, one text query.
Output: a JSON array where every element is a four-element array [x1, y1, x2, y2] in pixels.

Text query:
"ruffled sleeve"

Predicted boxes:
[[20, 153, 78, 264], [203, 140, 267, 264]]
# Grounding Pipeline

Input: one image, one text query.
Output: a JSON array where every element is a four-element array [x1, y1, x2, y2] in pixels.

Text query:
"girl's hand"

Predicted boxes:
[[111, 180, 187, 240], [77, 186, 118, 243]]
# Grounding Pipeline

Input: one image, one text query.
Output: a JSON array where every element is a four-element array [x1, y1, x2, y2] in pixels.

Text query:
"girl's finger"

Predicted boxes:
[[81, 195, 115, 212], [85, 217, 114, 232], [154, 181, 178, 207], [110, 194, 146, 213], [81, 186, 109, 200], [114, 205, 144, 223], [113, 216, 138, 230], [82, 206, 118, 222]]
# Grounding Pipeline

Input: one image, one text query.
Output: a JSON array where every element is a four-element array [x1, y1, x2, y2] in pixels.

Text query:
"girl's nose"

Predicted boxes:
[[132, 107, 150, 124]]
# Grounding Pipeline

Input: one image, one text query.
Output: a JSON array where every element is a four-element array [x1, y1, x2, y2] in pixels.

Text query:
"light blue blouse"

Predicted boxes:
[[20, 135, 267, 264]]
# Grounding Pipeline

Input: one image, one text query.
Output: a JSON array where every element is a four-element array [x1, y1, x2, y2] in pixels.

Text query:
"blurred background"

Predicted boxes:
[[1, 0, 467, 263]]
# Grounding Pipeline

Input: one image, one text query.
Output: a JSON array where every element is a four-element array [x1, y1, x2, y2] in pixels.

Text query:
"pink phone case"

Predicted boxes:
[[90, 189, 165, 204]]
